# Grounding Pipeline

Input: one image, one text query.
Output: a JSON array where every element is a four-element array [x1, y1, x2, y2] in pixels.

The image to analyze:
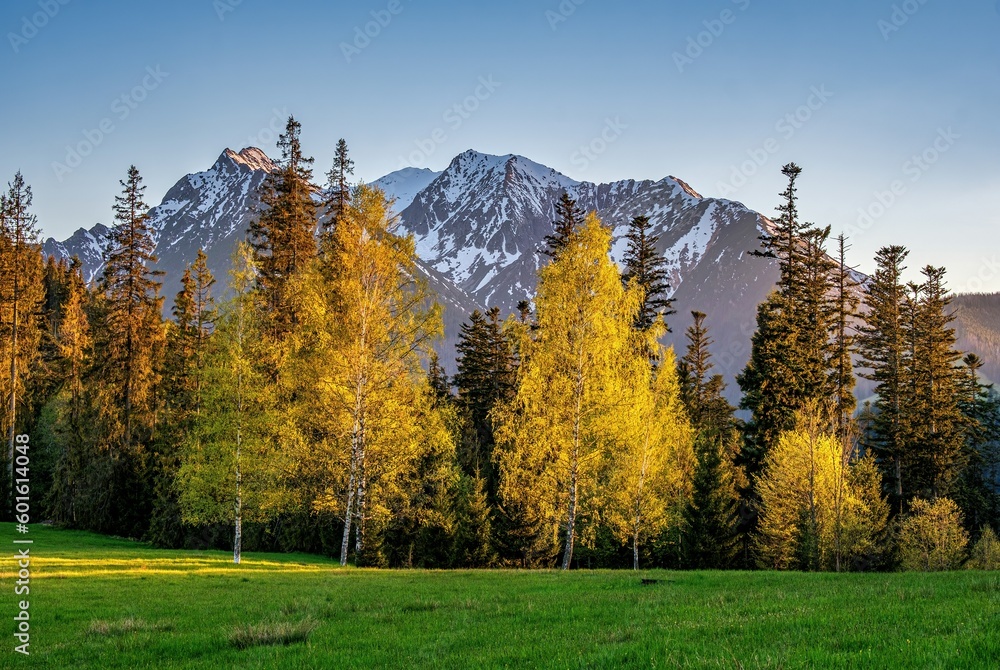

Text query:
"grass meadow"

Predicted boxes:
[[1, 523, 997, 668]]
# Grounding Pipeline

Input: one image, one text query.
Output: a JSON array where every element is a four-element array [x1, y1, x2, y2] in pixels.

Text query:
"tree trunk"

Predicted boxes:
[[633, 528, 640, 571], [340, 448, 358, 566], [561, 464, 577, 571], [7, 292, 17, 486], [234, 426, 242, 565]]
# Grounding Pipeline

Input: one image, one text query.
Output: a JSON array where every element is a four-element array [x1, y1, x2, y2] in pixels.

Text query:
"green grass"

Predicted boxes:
[[1, 523, 997, 668]]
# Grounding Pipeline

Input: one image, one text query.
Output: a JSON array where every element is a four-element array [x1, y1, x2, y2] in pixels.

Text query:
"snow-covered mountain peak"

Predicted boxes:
[[372, 166, 443, 213], [220, 147, 276, 173]]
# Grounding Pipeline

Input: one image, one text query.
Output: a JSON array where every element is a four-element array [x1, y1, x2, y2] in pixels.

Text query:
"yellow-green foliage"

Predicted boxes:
[[601, 346, 695, 566], [756, 411, 888, 570], [899, 497, 969, 572], [495, 214, 645, 566], [285, 184, 450, 550], [966, 527, 1000, 570]]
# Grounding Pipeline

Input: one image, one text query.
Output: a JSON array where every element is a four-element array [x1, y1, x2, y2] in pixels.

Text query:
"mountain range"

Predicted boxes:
[[42, 147, 999, 400]]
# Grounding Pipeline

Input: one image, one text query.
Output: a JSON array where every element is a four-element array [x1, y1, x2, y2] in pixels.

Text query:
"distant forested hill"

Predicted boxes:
[[954, 293, 1000, 384]]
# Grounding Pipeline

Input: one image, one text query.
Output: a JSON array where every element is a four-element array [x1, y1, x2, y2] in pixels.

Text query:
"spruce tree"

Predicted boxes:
[[454, 307, 516, 498], [683, 434, 739, 568], [910, 266, 966, 498], [856, 245, 911, 514], [0, 173, 44, 491], [324, 138, 354, 229], [89, 165, 164, 536], [542, 192, 584, 259], [99, 165, 165, 454], [248, 115, 317, 332], [621, 215, 674, 332]]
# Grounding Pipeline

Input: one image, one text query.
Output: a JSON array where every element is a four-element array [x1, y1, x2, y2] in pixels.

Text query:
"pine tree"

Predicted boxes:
[[248, 115, 317, 332], [541, 192, 584, 259], [427, 352, 451, 406], [0, 173, 44, 491], [678, 311, 737, 437], [496, 214, 643, 570], [857, 245, 911, 514], [324, 138, 354, 229], [622, 215, 674, 332]]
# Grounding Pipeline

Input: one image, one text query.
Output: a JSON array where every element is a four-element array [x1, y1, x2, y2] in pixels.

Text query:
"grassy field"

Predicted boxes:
[[0, 523, 997, 668]]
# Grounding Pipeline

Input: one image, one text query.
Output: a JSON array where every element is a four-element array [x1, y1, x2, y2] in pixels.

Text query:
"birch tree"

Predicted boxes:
[[602, 346, 695, 569], [496, 214, 642, 570]]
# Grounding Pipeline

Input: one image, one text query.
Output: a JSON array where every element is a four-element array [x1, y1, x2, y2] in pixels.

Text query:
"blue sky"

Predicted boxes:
[[2, 0, 998, 290]]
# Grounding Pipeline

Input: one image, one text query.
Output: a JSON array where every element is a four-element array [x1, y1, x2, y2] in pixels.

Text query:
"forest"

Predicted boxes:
[[2, 116, 998, 572]]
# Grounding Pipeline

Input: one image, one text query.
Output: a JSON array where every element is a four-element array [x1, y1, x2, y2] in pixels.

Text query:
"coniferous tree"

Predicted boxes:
[[738, 164, 835, 484], [324, 138, 354, 229], [248, 115, 317, 332], [88, 165, 165, 536], [0, 173, 44, 492], [909, 266, 966, 498], [954, 354, 1000, 535], [857, 245, 911, 514], [541, 192, 584, 259], [677, 312, 742, 568], [45, 261, 91, 525], [150, 251, 216, 546], [621, 215, 674, 332], [832, 234, 859, 443], [454, 307, 516, 497]]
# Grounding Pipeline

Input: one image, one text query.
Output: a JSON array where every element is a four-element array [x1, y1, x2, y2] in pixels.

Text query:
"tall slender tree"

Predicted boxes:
[[248, 116, 317, 332], [324, 138, 354, 229], [857, 245, 911, 514], [621, 215, 674, 332], [0, 173, 44, 488], [541, 192, 585, 259], [831, 234, 859, 443]]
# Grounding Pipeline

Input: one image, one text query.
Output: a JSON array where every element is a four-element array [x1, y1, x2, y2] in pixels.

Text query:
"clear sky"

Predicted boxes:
[[2, 0, 998, 290]]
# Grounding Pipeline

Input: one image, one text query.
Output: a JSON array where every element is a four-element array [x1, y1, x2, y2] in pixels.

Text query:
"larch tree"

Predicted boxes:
[[602, 346, 695, 569], [621, 214, 674, 332], [495, 213, 643, 570], [0, 172, 44, 488]]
